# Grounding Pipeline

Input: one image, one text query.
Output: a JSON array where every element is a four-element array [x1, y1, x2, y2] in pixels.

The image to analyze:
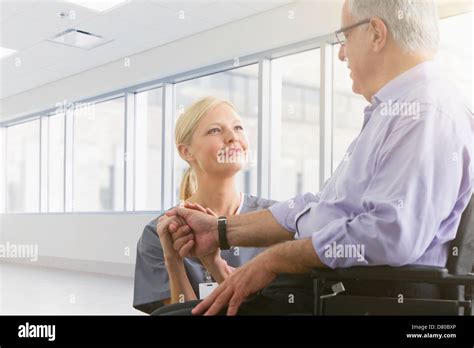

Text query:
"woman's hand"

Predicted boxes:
[[157, 212, 200, 305], [183, 202, 217, 218], [157, 214, 189, 262]]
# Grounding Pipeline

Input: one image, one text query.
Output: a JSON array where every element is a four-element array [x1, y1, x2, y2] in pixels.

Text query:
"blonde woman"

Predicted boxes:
[[133, 96, 275, 314]]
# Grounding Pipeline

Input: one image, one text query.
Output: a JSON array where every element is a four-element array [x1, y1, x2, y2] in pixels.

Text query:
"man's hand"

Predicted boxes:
[[191, 239, 325, 315], [191, 253, 277, 316], [166, 206, 219, 258], [180, 203, 222, 266]]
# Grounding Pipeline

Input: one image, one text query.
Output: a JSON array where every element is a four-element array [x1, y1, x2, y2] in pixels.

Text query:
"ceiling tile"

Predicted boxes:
[[0, 1, 98, 51], [151, 0, 218, 13], [89, 1, 177, 30], [0, 64, 65, 98], [158, 1, 258, 26], [16, 41, 90, 74], [76, 3, 214, 50], [0, 62, 24, 84], [237, 0, 293, 13], [0, 1, 39, 23]]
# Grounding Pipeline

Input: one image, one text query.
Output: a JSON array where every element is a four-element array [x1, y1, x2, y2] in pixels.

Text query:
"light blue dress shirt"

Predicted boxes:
[[269, 60, 474, 269]]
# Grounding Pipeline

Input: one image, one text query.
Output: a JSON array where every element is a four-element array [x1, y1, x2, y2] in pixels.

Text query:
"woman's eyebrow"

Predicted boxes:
[[206, 120, 242, 128], [206, 122, 222, 128]]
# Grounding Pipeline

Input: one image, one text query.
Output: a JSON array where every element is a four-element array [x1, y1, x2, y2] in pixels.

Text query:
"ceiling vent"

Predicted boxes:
[[47, 29, 113, 50]]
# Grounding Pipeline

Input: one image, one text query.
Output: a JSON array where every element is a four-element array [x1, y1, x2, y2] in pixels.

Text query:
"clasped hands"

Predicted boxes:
[[160, 203, 277, 315]]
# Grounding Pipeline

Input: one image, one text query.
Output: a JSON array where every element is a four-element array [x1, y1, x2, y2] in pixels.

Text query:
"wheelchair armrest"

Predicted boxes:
[[311, 265, 449, 282]]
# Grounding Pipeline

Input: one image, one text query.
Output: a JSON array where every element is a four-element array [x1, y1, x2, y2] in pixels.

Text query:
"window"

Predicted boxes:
[[135, 88, 163, 211], [174, 64, 259, 203], [72, 98, 125, 211], [270, 49, 321, 200], [332, 44, 369, 170], [6, 120, 40, 213], [438, 12, 473, 112], [48, 113, 65, 212]]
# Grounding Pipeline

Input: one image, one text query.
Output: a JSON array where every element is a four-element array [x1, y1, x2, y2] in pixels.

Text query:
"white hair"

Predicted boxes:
[[347, 0, 440, 53]]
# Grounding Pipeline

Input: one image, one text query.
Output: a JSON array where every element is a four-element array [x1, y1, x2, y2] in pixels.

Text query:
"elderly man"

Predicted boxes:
[[163, 0, 473, 315]]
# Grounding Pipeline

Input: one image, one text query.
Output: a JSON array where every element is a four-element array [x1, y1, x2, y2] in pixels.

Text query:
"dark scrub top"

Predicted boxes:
[[133, 194, 276, 313]]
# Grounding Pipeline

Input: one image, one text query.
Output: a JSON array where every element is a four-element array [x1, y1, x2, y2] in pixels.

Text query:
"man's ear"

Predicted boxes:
[[177, 143, 194, 162], [369, 17, 388, 53]]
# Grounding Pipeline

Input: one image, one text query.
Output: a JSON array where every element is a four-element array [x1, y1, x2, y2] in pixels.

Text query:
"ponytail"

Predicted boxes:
[[179, 166, 197, 201]]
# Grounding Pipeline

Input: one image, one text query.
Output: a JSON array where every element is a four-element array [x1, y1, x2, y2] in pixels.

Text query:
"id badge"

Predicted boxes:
[[199, 282, 218, 300]]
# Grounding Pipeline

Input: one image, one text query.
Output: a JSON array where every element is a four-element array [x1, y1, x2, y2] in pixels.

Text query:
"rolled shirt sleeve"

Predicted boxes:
[[268, 192, 322, 234]]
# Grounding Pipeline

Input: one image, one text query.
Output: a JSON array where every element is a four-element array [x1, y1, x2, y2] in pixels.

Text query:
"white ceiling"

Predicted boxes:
[[0, 0, 294, 99], [0, 0, 471, 101]]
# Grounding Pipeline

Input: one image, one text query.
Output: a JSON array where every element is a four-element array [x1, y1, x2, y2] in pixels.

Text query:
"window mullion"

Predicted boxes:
[[319, 42, 334, 189], [64, 108, 74, 212], [125, 92, 135, 211], [162, 83, 175, 208], [40, 115, 49, 212]]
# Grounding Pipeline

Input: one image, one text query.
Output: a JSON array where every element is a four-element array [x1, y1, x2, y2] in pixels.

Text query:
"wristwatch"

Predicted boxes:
[[217, 216, 231, 250]]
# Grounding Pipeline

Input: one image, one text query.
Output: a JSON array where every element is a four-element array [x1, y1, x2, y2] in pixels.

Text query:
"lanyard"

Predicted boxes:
[[204, 269, 212, 283]]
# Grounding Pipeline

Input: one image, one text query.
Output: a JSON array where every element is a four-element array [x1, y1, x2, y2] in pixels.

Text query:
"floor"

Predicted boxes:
[[0, 262, 144, 315]]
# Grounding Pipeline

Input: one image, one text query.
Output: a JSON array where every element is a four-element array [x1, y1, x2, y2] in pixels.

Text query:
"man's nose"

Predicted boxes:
[[338, 44, 347, 62]]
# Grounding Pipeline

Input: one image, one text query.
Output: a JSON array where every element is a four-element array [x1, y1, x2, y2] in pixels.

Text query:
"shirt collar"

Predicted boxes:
[[360, 60, 438, 131], [362, 102, 377, 130], [374, 60, 438, 104]]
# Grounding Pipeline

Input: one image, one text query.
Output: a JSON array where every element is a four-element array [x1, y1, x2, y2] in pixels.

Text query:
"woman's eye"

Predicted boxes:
[[234, 125, 244, 131], [208, 128, 220, 134]]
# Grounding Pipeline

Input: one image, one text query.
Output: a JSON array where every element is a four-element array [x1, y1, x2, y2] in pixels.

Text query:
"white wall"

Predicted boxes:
[[0, 213, 156, 276]]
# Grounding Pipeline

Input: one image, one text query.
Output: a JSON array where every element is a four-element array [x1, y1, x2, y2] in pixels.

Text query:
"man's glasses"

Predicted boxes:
[[335, 19, 370, 46]]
